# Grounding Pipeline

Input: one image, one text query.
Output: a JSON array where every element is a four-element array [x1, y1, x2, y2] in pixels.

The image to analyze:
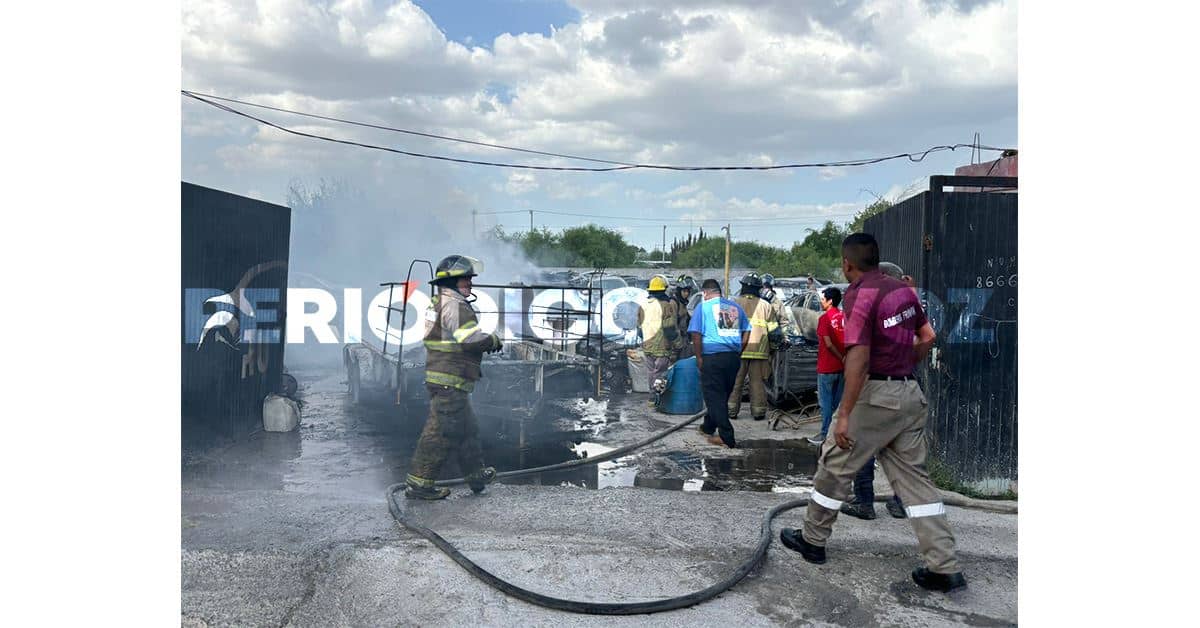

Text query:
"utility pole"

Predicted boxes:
[[662, 225, 666, 262], [722, 224, 731, 294], [529, 209, 534, 233]]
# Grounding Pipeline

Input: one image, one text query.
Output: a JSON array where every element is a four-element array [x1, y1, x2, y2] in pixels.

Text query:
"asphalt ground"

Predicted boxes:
[[182, 368, 1017, 626]]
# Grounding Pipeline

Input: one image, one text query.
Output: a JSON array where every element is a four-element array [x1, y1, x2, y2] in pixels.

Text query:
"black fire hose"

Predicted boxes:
[[385, 409, 810, 615]]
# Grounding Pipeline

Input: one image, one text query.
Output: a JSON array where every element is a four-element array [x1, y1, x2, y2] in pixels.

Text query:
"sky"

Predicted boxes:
[[181, 0, 1017, 253]]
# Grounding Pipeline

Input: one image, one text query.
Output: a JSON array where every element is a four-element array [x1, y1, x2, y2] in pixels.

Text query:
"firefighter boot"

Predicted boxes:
[[404, 474, 450, 500], [466, 466, 498, 494]]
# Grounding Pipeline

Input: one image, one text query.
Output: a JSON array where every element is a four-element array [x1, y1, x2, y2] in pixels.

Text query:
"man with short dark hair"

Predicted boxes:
[[841, 261, 910, 520], [809, 286, 845, 445], [689, 278, 750, 448], [780, 233, 966, 593]]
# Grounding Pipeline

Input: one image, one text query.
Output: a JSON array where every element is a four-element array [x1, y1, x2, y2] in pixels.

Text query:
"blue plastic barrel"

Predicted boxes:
[[657, 357, 704, 415]]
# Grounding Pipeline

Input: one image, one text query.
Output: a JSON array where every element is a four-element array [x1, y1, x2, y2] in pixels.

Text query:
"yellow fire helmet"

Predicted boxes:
[[648, 274, 669, 292]]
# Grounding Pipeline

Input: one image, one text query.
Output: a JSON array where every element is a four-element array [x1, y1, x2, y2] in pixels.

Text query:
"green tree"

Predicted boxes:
[[800, 220, 849, 259], [559, 224, 640, 267], [672, 237, 729, 267], [848, 198, 894, 234]]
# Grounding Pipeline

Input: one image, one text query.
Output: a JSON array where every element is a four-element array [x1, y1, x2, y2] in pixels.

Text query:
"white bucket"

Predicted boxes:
[[627, 348, 650, 393]]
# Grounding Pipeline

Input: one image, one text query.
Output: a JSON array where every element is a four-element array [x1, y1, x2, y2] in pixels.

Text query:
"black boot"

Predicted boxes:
[[779, 528, 826, 564], [912, 567, 967, 592], [405, 475, 450, 500], [404, 484, 450, 500], [466, 466, 497, 494], [840, 500, 877, 520], [886, 496, 907, 519]]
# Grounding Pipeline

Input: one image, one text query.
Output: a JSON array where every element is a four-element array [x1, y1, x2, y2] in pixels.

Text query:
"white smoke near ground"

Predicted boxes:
[[282, 168, 539, 367]]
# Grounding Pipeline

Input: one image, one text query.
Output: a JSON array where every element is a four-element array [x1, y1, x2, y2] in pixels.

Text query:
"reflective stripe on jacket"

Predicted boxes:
[[424, 288, 494, 391], [737, 294, 779, 359], [638, 296, 679, 357]]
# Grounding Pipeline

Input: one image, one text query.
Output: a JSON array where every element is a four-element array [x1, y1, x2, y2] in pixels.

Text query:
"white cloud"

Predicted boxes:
[[666, 187, 861, 222], [818, 167, 848, 181], [182, 0, 1015, 254], [183, 0, 1016, 173], [664, 183, 701, 198], [544, 180, 618, 200], [504, 172, 539, 195]]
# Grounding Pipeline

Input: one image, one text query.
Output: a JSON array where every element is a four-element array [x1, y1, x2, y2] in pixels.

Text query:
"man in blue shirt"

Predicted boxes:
[[688, 278, 751, 448]]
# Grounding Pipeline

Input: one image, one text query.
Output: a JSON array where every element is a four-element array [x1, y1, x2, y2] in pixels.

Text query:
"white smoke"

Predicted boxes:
[[283, 169, 538, 367]]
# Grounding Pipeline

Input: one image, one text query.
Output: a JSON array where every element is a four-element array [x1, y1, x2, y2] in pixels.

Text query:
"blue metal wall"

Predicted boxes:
[[181, 182, 291, 446], [865, 184, 1017, 492]]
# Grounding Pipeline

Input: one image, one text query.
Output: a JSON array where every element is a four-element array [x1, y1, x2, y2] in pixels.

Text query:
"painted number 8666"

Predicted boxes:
[[977, 274, 1018, 288]]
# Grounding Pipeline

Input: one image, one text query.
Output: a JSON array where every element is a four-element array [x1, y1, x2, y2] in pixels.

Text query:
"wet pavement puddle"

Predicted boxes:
[[183, 368, 818, 497]]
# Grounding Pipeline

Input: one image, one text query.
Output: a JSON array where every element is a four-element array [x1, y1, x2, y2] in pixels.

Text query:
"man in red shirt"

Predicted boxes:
[[808, 287, 845, 445], [780, 233, 965, 593]]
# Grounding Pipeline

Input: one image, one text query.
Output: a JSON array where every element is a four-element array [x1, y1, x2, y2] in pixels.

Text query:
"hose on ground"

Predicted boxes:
[[387, 409, 817, 615], [388, 485, 807, 615], [385, 407, 1015, 614]]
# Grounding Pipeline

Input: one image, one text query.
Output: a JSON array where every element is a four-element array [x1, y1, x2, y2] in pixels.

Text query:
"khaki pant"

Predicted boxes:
[[802, 379, 960, 574], [408, 384, 484, 485], [728, 357, 771, 419]]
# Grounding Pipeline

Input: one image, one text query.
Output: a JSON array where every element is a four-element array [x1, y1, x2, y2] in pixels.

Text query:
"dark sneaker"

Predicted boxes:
[[779, 528, 826, 564], [840, 500, 877, 520], [886, 498, 907, 519], [752, 415, 766, 421], [467, 466, 498, 494], [404, 485, 451, 500], [912, 567, 967, 592], [807, 434, 826, 445]]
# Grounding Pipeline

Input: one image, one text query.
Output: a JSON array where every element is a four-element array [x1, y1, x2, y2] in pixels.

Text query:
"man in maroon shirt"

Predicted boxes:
[[780, 233, 966, 593]]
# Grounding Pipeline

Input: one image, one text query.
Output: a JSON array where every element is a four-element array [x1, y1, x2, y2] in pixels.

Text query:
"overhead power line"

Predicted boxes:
[[182, 90, 634, 172], [183, 90, 637, 167], [182, 90, 1013, 173]]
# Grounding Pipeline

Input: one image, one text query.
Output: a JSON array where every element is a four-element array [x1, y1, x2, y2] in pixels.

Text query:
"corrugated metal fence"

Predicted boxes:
[[182, 182, 291, 447], [865, 176, 1017, 493]]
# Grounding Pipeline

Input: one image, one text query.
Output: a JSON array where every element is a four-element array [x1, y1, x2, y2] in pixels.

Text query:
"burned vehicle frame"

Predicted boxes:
[[342, 260, 609, 447]]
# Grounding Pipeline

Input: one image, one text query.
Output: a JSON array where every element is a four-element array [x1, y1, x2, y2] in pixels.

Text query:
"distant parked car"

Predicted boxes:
[[786, 284, 847, 341], [621, 275, 648, 289], [585, 274, 628, 294]]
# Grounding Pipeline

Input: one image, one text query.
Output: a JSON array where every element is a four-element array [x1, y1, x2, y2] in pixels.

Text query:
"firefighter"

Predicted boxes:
[[727, 272, 780, 421], [673, 275, 699, 359], [760, 273, 794, 338], [637, 274, 679, 396], [405, 254, 504, 500]]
